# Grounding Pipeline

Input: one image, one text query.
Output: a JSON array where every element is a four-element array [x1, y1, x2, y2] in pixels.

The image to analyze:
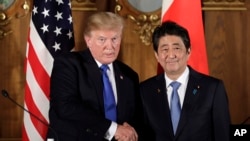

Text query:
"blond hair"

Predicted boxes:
[[83, 12, 125, 36]]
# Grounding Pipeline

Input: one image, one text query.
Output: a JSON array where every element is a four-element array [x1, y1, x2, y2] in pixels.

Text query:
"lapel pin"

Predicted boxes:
[[120, 75, 123, 80], [193, 89, 197, 95], [193, 85, 200, 95]]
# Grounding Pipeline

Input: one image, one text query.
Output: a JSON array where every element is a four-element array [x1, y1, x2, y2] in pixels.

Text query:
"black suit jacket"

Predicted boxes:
[[140, 66, 230, 141], [47, 49, 143, 141]]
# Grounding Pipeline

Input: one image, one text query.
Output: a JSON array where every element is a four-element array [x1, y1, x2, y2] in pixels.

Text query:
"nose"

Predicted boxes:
[[167, 49, 176, 58], [105, 39, 115, 49]]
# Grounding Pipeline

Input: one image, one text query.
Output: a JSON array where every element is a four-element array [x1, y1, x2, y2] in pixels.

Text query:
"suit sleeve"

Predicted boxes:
[[213, 80, 231, 141]]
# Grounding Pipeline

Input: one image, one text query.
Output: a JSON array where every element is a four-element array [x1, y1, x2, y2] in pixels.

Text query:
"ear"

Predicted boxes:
[[187, 48, 191, 54], [84, 35, 92, 48], [187, 48, 191, 59], [154, 52, 160, 62]]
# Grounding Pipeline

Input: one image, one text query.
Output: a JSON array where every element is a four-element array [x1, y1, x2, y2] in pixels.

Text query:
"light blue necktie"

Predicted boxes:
[[170, 81, 181, 135], [100, 65, 117, 121]]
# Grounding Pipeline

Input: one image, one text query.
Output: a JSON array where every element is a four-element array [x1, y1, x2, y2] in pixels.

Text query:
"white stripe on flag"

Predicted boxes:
[[23, 103, 44, 141], [26, 61, 50, 122], [29, 21, 54, 76]]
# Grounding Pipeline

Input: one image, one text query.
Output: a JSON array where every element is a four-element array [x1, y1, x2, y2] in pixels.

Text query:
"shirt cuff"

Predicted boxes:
[[104, 122, 117, 141]]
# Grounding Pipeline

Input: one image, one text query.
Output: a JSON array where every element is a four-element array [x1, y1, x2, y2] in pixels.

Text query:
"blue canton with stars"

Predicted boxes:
[[32, 0, 74, 57]]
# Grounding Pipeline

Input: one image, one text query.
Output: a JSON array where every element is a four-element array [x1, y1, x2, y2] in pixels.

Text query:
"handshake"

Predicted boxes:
[[114, 122, 138, 141]]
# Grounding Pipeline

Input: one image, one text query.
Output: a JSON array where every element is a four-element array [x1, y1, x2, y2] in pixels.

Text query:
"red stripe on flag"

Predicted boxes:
[[24, 83, 48, 138], [22, 125, 29, 140], [27, 37, 50, 98], [159, 0, 209, 75]]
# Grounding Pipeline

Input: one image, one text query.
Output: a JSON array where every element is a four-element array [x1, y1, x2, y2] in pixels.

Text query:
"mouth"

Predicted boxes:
[[105, 52, 115, 58], [167, 60, 178, 64]]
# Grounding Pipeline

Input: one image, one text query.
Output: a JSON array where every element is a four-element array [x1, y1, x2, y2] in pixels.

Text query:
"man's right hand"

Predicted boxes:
[[114, 122, 138, 141]]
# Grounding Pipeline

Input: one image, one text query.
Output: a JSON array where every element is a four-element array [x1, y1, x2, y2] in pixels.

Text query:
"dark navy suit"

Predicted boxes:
[[47, 49, 143, 141], [140, 66, 230, 141]]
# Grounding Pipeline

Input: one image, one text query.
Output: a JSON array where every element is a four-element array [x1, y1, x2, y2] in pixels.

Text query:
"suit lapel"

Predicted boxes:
[[154, 74, 175, 139], [112, 62, 127, 122], [79, 50, 105, 113], [175, 67, 202, 137]]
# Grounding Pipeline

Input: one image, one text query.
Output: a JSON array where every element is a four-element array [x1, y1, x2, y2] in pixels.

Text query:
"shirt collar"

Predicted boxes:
[[165, 66, 189, 87], [95, 60, 114, 72]]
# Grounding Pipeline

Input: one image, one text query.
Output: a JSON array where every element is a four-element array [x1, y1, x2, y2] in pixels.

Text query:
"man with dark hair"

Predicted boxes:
[[140, 21, 231, 141]]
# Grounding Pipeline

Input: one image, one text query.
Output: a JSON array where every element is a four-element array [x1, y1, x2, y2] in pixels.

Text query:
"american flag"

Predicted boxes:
[[23, 0, 74, 140]]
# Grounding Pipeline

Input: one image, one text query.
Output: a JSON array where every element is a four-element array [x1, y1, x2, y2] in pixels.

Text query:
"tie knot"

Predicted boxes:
[[100, 64, 109, 72], [170, 81, 181, 90]]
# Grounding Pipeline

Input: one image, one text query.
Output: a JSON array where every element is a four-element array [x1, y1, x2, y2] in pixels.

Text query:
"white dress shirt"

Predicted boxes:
[[165, 66, 189, 108], [96, 60, 117, 140]]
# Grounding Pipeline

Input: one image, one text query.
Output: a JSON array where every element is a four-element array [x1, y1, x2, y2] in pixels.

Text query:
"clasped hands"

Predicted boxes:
[[114, 122, 138, 141]]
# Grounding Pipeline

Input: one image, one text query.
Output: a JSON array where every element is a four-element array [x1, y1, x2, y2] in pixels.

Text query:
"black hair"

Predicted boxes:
[[152, 21, 191, 52]]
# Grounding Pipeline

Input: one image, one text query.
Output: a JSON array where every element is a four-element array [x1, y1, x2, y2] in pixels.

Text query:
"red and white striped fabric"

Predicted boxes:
[[158, 0, 209, 75], [23, 0, 74, 140]]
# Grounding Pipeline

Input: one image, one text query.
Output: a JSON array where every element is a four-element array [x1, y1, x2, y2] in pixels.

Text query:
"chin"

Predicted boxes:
[[103, 58, 116, 64]]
